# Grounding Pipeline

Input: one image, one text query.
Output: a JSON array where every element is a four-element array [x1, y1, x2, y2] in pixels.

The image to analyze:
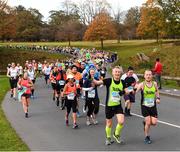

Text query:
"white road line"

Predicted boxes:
[[100, 103, 180, 129]]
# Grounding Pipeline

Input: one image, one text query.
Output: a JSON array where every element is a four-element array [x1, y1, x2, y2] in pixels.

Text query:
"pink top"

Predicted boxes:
[[20, 79, 31, 94]]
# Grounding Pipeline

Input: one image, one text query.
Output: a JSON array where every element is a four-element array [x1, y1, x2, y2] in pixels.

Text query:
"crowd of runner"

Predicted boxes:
[[6, 46, 160, 145]]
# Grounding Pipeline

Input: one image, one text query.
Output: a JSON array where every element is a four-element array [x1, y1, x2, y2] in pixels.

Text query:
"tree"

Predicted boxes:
[[84, 12, 117, 49], [15, 6, 43, 41], [0, 0, 16, 40], [137, 0, 166, 42], [77, 0, 111, 25], [56, 20, 84, 46], [124, 7, 140, 39], [157, 0, 180, 38]]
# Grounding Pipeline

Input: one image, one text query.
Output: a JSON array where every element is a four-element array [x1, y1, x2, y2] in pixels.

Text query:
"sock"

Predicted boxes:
[[125, 107, 128, 113], [115, 124, 123, 136], [105, 126, 112, 138], [128, 109, 131, 114], [31, 89, 34, 96]]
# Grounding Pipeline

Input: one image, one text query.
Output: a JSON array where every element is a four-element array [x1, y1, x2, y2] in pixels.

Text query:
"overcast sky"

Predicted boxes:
[[8, 0, 146, 20]]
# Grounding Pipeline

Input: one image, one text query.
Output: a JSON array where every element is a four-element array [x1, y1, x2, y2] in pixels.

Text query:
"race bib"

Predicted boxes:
[[59, 80, 65, 86], [88, 89, 95, 98], [144, 98, 155, 107], [67, 93, 75, 100], [128, 86, 134, 92], [111, 91, 121, 103]]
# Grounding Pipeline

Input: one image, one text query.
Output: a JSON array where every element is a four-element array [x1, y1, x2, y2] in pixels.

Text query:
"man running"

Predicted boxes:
[[136, 70, 160, 144], [93, 66, 129, 145], [121, 66, 139, 116]]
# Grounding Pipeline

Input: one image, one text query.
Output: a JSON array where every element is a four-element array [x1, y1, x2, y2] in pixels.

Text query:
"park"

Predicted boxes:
[[0, 0, 180, 151]]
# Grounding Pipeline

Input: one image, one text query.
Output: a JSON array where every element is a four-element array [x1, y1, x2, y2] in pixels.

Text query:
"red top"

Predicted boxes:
[[20, 79, 31, 94], [154, 61, 162, 74], [56, 70, 67, 81], [64, 83, 77, 95]]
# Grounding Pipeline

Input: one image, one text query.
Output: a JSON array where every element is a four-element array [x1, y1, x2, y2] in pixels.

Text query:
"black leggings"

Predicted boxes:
[[86, 98, 100, 117], [65, 98, 77, 114]]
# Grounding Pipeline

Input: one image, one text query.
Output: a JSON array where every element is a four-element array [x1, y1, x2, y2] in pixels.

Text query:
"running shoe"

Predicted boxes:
[[144, 136, 152, 144], [25, 113, 28, 118], [83, 105, 87, 113], [113, 132, 124, 144], [105, 138, 114, 146], [86, 120, 91, 126], [72, 123, 78, 129], [92, 118, 98, 125]]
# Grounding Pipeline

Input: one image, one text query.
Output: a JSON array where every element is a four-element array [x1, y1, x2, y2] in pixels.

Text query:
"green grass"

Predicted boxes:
[[0, 76, 29, 150]]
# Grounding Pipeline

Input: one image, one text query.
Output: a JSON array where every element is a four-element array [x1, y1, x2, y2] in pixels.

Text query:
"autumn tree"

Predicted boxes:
[[84, 12, 117, 49], [137, 0, 166, 42], [0, 0, 16, 40]]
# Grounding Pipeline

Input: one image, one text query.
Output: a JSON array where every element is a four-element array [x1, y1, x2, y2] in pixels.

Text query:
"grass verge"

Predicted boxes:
[[0, 76, 29, 150]]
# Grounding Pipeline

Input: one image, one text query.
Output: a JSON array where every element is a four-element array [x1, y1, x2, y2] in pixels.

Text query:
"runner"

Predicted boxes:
[[27, 64, 36, 99], [56, 65, 67, 109], [135, 70, 160, 144], [7, 62, 19, 100], [43, 63, 51, 86], [62, 74, 78, 129], [17, 72, 33, 118], [71, 65, 83, 117], [121, 66, 139, 116], [82, 68, 100, 126], [93, 66, 129, 145], [50, 66, 59, 101]]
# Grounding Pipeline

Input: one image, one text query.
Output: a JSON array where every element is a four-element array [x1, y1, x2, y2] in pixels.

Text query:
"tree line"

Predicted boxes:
[[0, 0, 179, 46]]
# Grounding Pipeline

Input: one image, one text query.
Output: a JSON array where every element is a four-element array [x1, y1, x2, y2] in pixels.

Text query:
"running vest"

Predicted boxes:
[[27, 70, 35, 80], [142, 81, 156, 107], [65, 83, 76, 100], [9, 68, 18, 78], [108, 79, 123, 107]]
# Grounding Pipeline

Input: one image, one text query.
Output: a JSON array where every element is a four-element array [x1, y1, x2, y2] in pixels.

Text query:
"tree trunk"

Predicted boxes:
[[117, 35, 121, 43], [101, 38, 104, 49]]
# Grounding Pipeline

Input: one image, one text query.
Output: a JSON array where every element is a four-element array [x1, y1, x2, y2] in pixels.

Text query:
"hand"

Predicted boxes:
[[156, 99, 160, 104]]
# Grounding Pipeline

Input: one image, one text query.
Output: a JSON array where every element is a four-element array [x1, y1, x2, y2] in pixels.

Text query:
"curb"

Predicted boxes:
[[159, 91, 180, 98]]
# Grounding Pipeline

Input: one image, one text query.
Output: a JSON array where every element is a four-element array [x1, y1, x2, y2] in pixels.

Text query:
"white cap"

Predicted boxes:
[[67, 74, 74, 79]]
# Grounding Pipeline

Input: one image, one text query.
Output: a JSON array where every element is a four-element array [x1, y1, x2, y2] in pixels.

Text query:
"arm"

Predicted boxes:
[[135, 82, 143, 93], [93, 78, 103, 86], [154, 81, 160, 104], [7, 69, 10, 78]]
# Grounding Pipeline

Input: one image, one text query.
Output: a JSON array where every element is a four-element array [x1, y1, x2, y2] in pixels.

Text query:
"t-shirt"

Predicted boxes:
[[121, 73, 139, 88]]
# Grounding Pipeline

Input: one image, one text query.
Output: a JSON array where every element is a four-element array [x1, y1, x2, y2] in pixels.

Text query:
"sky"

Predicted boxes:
[[8, 0, 146, 21]]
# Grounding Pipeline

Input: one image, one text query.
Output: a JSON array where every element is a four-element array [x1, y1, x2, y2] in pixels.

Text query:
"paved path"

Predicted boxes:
[[2, 78, 180, 151]]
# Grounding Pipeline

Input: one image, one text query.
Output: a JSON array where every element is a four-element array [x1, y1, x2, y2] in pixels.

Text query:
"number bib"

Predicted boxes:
[[128, 86, 134, 92], [59, 80, 65, 86], [67, 93, 75, 100], [88, 90, 95, 98], [143, 98, 155, 107], [111, 91, 121, 103]]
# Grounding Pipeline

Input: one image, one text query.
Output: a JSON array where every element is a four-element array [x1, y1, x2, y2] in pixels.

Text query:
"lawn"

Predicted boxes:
[[0, 76, 29, 150]]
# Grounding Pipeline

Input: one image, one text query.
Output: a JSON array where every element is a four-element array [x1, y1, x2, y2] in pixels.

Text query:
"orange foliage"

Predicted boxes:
[[83, 12, 117, 41]]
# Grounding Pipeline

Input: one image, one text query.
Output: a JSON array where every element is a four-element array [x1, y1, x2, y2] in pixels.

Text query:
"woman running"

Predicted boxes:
[[18, 72, 33, 118], [62, 74, 78, 129]]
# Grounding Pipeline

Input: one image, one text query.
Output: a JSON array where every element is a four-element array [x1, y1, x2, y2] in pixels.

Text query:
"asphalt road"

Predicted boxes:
[[2, 77, 180, 151]]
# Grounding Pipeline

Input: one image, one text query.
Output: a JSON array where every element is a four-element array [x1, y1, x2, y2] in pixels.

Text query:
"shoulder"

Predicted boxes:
[[121, 74, 127, 80]]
